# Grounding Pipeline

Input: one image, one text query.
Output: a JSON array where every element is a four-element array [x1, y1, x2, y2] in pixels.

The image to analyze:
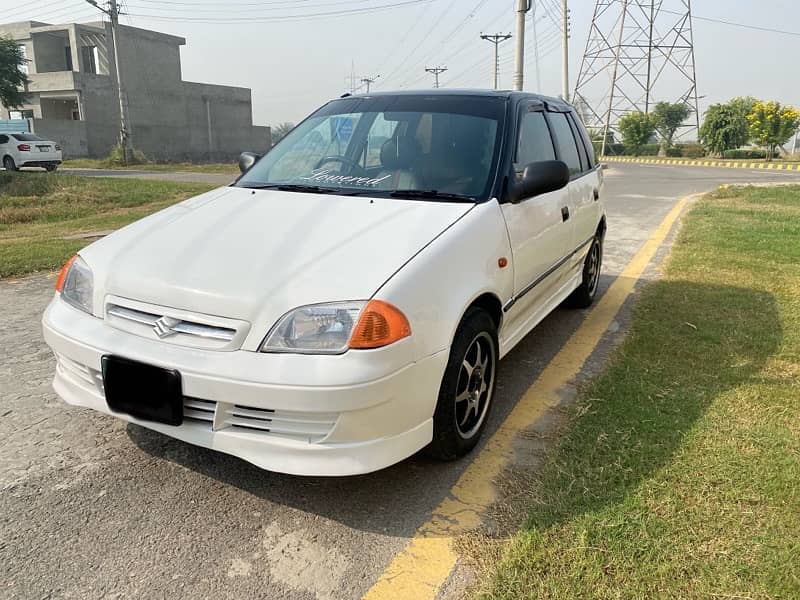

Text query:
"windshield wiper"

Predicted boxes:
[[389, 189, 476, 202], [238, 183, 342, 194]]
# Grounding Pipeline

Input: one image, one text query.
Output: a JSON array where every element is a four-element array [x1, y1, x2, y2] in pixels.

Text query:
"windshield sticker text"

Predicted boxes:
[[301, 169, 392, 187]]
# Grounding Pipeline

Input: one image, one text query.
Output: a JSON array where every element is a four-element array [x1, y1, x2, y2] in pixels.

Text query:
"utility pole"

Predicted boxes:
[[425, 66, 447, 88], [562, 0, 570, 101], [85, 0, 130, 164], [360, 75, 380, 93], [513, 0, 532, 91], [532, 2, 542, 92], [480, 34, 512, 90]]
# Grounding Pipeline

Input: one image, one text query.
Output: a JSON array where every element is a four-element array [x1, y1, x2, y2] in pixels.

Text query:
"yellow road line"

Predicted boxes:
[[363, 196, 694, 600], [602, 156, 800, 171]]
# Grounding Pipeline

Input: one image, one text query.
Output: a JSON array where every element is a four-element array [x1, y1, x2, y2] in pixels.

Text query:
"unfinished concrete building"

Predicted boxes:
[[0, 20, 271, 160]]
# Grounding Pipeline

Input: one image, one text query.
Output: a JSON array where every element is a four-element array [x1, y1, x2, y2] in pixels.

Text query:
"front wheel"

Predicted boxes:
[[426, 308, 498, 460], [3, 156, 17, 171], [566, 234, 603, 308]]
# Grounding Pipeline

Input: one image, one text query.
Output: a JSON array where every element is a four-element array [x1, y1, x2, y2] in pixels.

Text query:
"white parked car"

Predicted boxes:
[[43, 90, 605, 476], [0, 132, 62, 172]]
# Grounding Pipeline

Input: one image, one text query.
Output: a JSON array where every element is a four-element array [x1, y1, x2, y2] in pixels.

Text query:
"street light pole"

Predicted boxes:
[[513, 0, 532, 91]]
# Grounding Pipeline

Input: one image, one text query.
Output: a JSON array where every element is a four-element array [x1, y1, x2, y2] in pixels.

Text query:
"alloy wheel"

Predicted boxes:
[[586, 240, 601, 296], [454, 331, 496, 439]]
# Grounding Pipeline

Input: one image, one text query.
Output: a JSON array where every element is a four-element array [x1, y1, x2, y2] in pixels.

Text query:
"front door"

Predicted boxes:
[[501, 106, 572, 343]]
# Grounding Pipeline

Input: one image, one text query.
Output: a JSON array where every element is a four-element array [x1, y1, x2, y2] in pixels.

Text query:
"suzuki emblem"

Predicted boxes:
[[153, 316, 181, 338]]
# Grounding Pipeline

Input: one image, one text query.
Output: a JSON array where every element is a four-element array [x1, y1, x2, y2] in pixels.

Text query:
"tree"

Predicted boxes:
[[271, 122, 295, 146], [747, 101, 800, 160], [699, 102, 750, 156], [0, 37, 29, 109], [651, 101, 692, 156], [618, 112, 656, 156]]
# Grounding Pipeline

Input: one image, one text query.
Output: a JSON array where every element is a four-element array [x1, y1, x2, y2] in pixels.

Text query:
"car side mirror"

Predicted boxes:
[[508, 160, 570, 203], [238, 152, 260, 174]]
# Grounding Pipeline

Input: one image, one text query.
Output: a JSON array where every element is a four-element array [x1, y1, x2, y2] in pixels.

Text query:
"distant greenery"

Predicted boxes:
[[699, 97, 755, 156], [271, 122, 295, 145], [61, 158, 239, 174], [651, 101, 693, 156], [747, 101, 800, 161], [0, 173, 213, 277], [618, 112, 655, 156], [0, 37, 28, 108]]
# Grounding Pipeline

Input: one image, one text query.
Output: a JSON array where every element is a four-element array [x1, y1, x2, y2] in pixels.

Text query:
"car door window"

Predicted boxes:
[[547, 112, 582, 176], [515, 110, 555, 170], [567, 114, 592, 172], [0, 135, 8, 144], [569, 113, 596, 169]]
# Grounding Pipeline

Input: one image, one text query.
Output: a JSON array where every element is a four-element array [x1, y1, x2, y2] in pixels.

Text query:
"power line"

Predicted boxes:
[[662, 9, 800, 37], [125, 0, 434, 23]]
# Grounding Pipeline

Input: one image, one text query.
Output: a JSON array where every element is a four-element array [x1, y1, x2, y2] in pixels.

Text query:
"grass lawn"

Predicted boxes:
[[478, 185, 800, 598], [60, 158, 240, 175], [0, 172, 214, 278]]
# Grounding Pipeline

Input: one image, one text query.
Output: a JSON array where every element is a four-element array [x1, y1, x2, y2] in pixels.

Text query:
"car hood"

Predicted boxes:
[[83, 186, 472, 332]]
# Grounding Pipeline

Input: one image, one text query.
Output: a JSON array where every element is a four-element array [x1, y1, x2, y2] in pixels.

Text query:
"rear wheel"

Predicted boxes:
[[426, 308, 498, 460], [45, 163, 58, 172], [566, 234, 602, 308], [3, 156, 17, 171]]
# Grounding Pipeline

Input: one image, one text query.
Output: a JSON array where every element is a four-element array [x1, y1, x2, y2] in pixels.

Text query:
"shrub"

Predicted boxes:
[[618, 112, 656, 156], [0, 172, 59, 197], [722, 149, 768, 160], [679, 143, 706, 158], [665, 147, 683, 158], [639, 143, 660, 156], [106, 145, 149, 167]]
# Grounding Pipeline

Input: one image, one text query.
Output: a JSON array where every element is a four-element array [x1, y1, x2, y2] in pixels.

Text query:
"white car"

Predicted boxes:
[[42, 90, 605, 476], [0, 132, 62, 172]]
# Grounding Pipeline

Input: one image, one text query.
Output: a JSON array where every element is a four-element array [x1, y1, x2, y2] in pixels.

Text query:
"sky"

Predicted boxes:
[[2, 0, 799, 127]]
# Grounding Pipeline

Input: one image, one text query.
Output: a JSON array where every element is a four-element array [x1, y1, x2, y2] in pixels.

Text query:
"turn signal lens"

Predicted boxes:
[[349, 300, 411, 349], [55, 255, 77, 292]]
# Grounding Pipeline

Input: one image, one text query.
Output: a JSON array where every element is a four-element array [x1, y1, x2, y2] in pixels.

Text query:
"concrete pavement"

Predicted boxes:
[[1, 163, 799, 600]]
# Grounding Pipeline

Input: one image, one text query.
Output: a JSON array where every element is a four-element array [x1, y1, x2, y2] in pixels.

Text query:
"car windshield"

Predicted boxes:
[[237, 94, 506, 201], [11, 133, 45, 142]]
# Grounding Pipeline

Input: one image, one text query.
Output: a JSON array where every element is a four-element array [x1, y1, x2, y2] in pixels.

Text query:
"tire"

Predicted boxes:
[[46, 163, 58, 172], [3, 156, 17, 171], [426, 308, 498, 460], [566, 234, 603, 309]]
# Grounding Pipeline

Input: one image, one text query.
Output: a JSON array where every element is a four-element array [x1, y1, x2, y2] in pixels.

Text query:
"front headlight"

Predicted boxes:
[[260, 300, 411, 354], [56, 255, 94, 315], [260, 302, 366, 354]]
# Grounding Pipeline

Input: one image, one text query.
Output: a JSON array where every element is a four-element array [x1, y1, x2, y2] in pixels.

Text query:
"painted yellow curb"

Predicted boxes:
[[362, 196, 695, 600], [601, 156, 800, 171]]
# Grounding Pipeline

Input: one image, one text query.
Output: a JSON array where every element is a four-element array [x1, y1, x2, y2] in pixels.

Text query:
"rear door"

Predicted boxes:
[[501, 103, 572, 335], [545, 110, 601, 255]]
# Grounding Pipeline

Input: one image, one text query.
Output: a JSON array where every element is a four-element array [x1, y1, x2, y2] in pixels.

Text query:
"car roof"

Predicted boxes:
[[339, 88, 573, 110]]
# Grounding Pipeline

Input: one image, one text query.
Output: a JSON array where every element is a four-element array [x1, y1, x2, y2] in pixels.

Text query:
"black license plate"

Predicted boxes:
[[102, 355, 183, 426]]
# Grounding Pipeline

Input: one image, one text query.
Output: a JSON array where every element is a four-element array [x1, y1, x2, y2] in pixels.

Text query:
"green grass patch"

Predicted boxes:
[[60, 158, 240, 174], [0, 172, 214, 278], [478, 185, 800, 599]]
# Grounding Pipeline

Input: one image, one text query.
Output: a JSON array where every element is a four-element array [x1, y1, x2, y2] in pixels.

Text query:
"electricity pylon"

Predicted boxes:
[[573, 0, 700, 153]]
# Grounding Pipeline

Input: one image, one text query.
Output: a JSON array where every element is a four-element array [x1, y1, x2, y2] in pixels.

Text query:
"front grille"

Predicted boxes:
[[182, 398, 337, 443], [108, 305, 236, 341], [104, 296, 249, 351]]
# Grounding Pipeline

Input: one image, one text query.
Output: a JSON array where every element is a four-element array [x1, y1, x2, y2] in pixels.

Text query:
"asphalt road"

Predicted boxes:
[[2, 163, 799, 600]]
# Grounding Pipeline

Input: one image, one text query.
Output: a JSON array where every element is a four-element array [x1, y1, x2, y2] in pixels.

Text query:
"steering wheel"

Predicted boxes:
[[314, 155, 368, 177]]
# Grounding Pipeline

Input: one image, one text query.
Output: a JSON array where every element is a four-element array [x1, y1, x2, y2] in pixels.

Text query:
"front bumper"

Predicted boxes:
[[42, 296, 448, 476]]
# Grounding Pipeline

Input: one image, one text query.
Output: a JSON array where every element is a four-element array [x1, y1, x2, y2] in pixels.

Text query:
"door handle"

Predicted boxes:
[[593, 188, 600, 201], [561, 206, 570, 222]]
